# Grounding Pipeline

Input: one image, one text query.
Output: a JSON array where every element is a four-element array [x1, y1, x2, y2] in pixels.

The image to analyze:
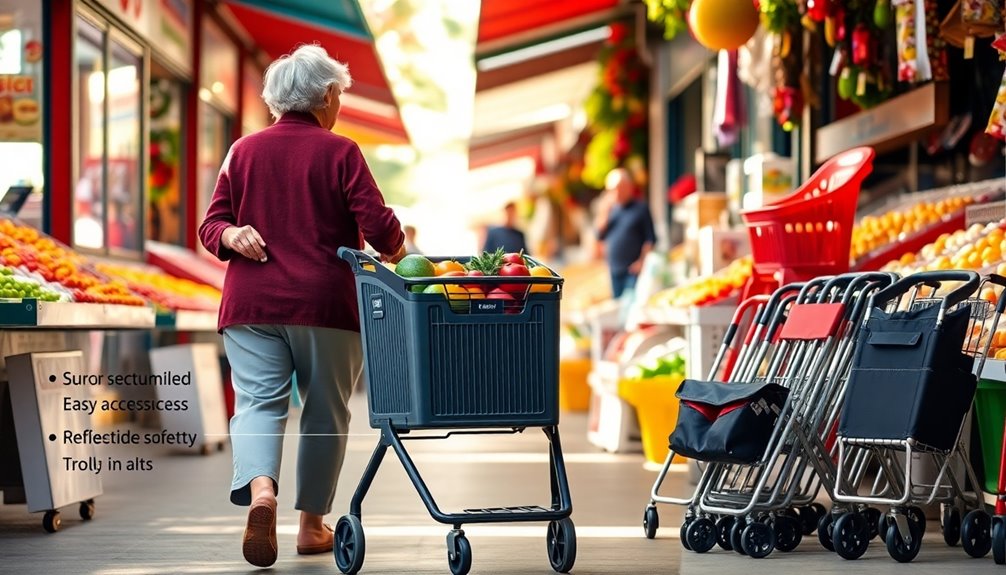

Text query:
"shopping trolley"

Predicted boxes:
[[662, 273, 897, 558], [832, 270, 1002, 563], [697, 273, 897, 557], [335, 248, 572, 575]]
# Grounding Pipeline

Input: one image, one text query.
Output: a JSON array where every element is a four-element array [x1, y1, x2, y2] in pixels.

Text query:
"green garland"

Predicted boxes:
[[581, 22, 649, 189], [645, 0, 693, 40]]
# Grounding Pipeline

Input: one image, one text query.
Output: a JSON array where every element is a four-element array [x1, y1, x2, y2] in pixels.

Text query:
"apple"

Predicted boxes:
[[464, 269, 486, 292], [499, 263, 530, 294], [503, 252, 526, 266]]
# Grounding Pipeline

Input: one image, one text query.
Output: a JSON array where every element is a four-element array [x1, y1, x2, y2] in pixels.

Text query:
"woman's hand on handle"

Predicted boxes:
[[222, 225, 268, 262], [382, 243, 407, 264]]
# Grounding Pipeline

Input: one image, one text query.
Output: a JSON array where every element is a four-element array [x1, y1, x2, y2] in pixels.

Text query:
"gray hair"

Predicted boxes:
[[262, 44, 353, 119]]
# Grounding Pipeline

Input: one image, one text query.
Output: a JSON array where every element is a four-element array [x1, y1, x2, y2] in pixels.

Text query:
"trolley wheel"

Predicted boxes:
[[774, 514, 802, 552], [448, 531, 472, 575], [833, 512, 870, 560], [334, 514, 366, 575], [42, 510, 61, 533], [79, 499, 95, 521], [715, 516, 735, 551], [817, 512, 836, 552], [685, 517, 717, 554], [942, 505, 961, 547], [546, 518, 576, 573], [962, 509, 992, 558], [797, 506, 818, 535], [886, 518, 922, 563], [730, 519, 748, 555], [863, 507, 881, 540], [679, 519, 693, 551], [993, 516, 1006, 565], [643, 505, 659, 540], [810, 503, 828, 522], [906, 505, 927, 534], [741, 521, 776, 558]]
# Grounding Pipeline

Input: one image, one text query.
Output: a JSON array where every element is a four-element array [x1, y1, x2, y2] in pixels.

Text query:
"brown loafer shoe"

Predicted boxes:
[[243, 499, 278, 567], [297, 523, 334, 555]]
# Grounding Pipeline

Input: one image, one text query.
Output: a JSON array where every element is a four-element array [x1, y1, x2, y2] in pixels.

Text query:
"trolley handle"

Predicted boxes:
[[986, 273, 1006, 314], [338, 247, 404, 283], [757, 283, 805, 326], [840, 272, 898, 306], [871, 270, 981, 311]]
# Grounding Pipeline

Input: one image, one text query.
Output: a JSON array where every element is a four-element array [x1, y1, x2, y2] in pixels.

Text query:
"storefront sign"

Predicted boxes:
[[94, 0, 193, 73], [0, 0, 42, 142], [815, 82, 949, 163]]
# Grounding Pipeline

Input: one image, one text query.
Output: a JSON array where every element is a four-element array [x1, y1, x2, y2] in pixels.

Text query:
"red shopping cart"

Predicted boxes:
[[740, 147, 875, 300]]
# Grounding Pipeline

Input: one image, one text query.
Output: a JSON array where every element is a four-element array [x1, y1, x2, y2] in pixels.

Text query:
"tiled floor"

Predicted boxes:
[[0, 395, 1002, 574]]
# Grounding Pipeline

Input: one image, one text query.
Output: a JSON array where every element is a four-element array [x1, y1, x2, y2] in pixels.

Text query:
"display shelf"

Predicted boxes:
[[155, 310, 218, 331], [635, 304, 735, 327], [145, 241, 226, 291], [853, 212, 966, 271], [0, 300, 155, 329]]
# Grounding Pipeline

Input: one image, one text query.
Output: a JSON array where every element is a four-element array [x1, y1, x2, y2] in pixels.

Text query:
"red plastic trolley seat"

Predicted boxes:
[[740, 147, 875, 286]]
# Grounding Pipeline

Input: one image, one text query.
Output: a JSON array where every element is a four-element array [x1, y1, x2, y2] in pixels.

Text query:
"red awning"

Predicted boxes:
[[225, 2, 409, 145], [477, 0, 621, 53]]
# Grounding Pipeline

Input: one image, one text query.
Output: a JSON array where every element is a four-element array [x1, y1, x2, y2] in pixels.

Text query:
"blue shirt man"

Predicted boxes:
[[596, 169, 656, 298], [483, 201, 528, 254]]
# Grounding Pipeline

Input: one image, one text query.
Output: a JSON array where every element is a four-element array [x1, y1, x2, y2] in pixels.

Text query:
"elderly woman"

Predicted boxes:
[[198, 45, 405, 568]]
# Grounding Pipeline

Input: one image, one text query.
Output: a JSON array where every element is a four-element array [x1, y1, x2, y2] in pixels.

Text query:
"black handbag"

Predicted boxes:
[[670, 379, 790, 464]]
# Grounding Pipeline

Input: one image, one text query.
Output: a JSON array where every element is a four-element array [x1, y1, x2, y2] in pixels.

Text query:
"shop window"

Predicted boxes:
[[148, 61, 185, 246], [73, 13, 145, 255], [196, 100, 230, 229]]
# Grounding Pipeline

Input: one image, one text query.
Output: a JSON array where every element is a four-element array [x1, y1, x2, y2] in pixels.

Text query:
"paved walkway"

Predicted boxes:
[[0, 395, 1003, 574]]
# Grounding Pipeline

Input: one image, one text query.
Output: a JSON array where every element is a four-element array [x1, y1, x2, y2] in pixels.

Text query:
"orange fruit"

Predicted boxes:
[[434, 260, 465, 276], [997, 262, 1006, 277], [529, 266, 555, 293]]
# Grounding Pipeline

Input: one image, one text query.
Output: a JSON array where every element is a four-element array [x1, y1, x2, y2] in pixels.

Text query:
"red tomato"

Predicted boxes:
[[499, 263, 530, 294], [464, 269, 486, 292], [503, 252, 526, 266]]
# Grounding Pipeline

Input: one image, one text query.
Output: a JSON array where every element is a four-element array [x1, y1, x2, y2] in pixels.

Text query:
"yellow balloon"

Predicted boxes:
[[689, 0, 760, 51]]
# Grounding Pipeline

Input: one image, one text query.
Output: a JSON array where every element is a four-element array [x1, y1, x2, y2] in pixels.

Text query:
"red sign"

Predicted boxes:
[[0, 76, 34, 95]]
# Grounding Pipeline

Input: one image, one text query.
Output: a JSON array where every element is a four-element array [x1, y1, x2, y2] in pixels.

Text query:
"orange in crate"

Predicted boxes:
[[619, 375, 687, 464]]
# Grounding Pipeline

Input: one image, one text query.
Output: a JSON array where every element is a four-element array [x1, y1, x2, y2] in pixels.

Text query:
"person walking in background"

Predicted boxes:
[[482, 200, 528, 254], [403, 224, 423, 255], [198, 45, 405, 569], [594, 168, 656, 298]]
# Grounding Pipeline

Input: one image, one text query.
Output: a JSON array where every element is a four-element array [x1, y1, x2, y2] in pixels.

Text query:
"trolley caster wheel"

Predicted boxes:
[[886, 518, 922, 563], [942, 505, 961, 546], [862, 507, 881, 540], [643, 505, 658, 540], [730, 519, 748, 555], [546, 518, 576, 573], [42, 510, 61, 533], [810, 503, 828, 522], [962, 509, 992, 558], [447, 530, 472, 575], [833, 512, 870, 560], [741, 521, 776, 558], [334, 514, 366, 575], [906, 505, 927, 534], [679, 518, 694, 551], [992, 516, 1006, 565], [774, 514, 802, 552], [797, 506, 818, 535], [715, 516, 735, 551], [79, 499, 95, 521], [817, 512, 836, 552], [685, 517, 717, 553]]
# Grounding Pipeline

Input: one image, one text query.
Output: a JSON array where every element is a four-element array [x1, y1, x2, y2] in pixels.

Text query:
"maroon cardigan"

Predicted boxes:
[[198, 111, 404, 333]]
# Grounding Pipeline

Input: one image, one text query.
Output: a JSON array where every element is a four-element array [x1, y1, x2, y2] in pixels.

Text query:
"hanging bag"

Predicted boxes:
[[669, 379, 790, 464]]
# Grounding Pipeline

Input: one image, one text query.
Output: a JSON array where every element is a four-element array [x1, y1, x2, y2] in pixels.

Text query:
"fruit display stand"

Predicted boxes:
[[852, 178, 1005, 272], [145, 240, 226, 291], [92, 260, 221, 332]]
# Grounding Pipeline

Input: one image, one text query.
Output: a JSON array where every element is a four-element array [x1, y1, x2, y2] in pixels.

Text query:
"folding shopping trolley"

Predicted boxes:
[[652, 273, 897, 558], [832, 271, 1002, 563], [335, 248, 572, 575]]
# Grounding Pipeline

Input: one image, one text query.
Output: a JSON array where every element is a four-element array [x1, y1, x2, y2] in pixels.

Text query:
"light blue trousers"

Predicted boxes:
[[223, 324, 362, 515]]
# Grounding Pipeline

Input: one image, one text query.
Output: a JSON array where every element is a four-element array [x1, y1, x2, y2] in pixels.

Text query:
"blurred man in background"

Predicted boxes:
[[482, 201, 528, 254], [594, 168, 655, 298]]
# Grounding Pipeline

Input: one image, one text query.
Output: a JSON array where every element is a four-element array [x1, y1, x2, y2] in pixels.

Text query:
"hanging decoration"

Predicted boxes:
[[645, 0, 694, 39], [689, 0, 761, 50], [988, 34, 1006, 140], [581, 22, 649, 190], [713, 50, 746, 147], [760, 0, 805, 129], [828, 0, 895, 110]]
